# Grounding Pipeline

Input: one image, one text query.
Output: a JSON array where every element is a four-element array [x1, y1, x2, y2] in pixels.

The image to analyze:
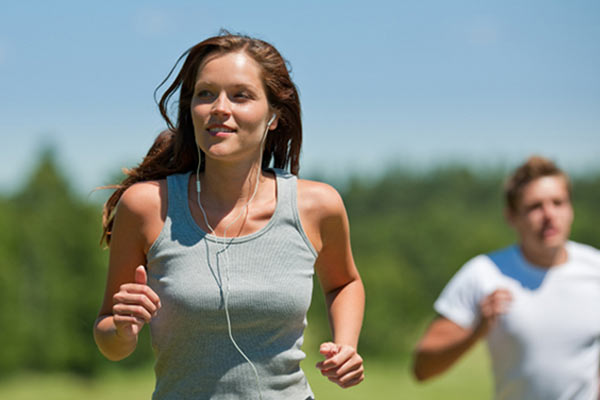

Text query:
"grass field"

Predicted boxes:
[[0, 345, 492, 399]]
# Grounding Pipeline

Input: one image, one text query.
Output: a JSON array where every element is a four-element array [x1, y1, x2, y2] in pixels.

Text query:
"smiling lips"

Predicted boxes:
[[206, 125, 236, 136]]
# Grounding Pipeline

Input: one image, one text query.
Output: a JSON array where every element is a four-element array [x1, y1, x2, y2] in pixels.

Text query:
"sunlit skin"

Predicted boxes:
[[94, 50, 365, 389], [191, 51, 277, 167], [506, 175, 573, 267]]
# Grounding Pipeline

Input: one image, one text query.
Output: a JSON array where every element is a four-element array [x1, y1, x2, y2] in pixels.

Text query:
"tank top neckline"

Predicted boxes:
[[179, 168, 285, 244]]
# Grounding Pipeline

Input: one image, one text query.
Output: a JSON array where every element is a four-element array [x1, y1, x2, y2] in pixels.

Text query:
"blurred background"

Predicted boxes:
[[1, 1, 599, 398]]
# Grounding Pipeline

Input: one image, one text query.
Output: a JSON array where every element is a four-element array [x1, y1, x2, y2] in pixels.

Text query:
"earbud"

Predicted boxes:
[[267, 114, 276, 127]]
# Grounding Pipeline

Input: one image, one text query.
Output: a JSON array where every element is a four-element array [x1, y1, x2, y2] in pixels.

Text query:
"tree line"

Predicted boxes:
[[1, 150, 598, 375]]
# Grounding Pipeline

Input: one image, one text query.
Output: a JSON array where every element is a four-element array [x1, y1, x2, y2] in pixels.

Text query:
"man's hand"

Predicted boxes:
[[476, 288, 512, 337]]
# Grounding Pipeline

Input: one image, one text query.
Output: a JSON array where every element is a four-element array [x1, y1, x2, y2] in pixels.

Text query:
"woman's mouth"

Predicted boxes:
[[206, 125, 236, 136]]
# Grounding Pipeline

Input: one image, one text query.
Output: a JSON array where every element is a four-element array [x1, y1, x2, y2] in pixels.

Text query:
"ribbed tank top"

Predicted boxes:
[[146, 169, 317, 399]]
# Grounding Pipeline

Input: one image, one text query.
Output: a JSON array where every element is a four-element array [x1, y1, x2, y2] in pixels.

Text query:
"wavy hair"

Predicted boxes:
[[101, 32, 302, 245], [504, 155, 571, 212]]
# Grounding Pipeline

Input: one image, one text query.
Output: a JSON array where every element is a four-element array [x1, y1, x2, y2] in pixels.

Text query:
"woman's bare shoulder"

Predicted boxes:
[[297, 179, 345, 217], [111, 180, 167, 253], [117, 180, 167, 222]]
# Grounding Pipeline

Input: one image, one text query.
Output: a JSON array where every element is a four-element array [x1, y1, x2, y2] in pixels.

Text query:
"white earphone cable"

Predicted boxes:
[[194, 115, 274, 400]]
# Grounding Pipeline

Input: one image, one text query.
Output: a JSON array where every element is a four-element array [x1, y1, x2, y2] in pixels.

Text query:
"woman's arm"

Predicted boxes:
[[93, 181, 164, 361], [298, 180, 365, 388]]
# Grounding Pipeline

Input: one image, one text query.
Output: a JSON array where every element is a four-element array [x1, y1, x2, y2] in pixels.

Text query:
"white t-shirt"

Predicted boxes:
[[434, 241, 600, 400]]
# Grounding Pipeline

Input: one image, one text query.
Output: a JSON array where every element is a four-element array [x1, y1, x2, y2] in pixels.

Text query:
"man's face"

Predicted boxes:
[[507, 175, 573, 255]]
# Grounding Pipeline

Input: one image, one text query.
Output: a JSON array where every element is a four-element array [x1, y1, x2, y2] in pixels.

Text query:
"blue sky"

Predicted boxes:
[[1, 1, 599, 194]]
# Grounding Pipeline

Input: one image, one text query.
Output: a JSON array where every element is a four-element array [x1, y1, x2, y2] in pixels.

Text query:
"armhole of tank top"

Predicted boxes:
[[146, 175, 173, 258], [288, 175, 318, 258]]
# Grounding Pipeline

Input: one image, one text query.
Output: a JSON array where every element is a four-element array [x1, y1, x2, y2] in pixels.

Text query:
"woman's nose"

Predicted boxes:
[[210, 92, 231, 117]]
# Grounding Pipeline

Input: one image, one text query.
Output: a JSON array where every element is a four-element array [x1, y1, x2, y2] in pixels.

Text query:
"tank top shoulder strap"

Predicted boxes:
[[272, 168, 316, 256], [272, 168, 304, 231], [165, 171, 191, 222]]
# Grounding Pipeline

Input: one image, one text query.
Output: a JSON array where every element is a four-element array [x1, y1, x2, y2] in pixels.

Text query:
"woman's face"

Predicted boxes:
[[190, 51, 277, 165]]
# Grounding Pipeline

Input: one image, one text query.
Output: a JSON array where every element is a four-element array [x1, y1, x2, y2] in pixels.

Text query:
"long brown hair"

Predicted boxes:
[[101, 33, 302, 245]]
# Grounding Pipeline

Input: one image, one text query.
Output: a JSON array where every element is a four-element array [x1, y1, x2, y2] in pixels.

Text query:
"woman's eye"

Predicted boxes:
[[234, 91, 251, 100], [196, 90, 212, 98]]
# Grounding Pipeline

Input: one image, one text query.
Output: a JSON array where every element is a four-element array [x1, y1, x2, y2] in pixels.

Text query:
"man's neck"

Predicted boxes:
[[519, 243, 568, 268]]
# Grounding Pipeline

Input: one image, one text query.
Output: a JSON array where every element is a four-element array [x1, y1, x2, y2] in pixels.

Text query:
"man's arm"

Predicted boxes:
[[413, 289, 512, 381], [413, 316, 484, 380]]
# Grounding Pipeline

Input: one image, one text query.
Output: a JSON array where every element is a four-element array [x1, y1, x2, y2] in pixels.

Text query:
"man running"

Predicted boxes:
[[413, 156, 600, 399]]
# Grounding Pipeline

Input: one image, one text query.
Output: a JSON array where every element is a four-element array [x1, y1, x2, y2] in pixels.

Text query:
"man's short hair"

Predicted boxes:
[[504, 155, 571, 212]]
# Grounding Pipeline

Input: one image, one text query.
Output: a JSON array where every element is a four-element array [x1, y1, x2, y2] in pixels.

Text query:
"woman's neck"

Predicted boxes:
[[199, 158, 264, 211]]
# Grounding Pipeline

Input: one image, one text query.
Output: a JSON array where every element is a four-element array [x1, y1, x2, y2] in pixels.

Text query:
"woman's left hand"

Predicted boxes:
[[315, 342, 365, 388]]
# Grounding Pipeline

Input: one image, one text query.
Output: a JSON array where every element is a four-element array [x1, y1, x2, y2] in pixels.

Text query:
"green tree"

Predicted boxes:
[[2, 150, 598, 375], [1, 148, 152, 375], [307, 165, 600, 361]]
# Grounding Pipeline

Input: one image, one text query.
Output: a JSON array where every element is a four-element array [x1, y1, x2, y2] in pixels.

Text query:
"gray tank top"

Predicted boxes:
[[146, 169, 317, 399]]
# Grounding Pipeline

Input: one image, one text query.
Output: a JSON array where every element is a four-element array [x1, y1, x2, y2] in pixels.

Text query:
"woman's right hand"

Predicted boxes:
[[112, 265, 161, 340]]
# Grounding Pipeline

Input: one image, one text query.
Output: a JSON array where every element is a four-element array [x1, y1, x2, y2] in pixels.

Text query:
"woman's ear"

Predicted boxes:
[[267, 114, 278, 131]]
